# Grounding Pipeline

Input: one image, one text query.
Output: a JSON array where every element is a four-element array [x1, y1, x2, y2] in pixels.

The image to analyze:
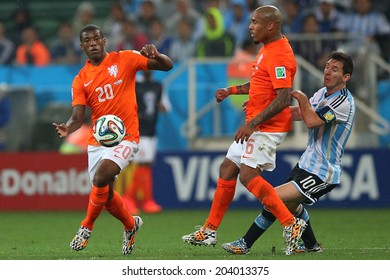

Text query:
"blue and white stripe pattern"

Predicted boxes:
[[336, 10, 390, 37], [298, 87, 355, 184]]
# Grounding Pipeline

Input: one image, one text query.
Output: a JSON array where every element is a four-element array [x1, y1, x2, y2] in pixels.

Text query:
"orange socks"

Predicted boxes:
[[81, 185, 109, 230], [247, 177, 294, 227], [82, 186, 136, 231], [106, 191, 135, 230], [205, 178, 236, 230]]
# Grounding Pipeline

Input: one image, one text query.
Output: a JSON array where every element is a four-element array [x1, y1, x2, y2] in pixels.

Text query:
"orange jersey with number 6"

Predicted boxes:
[[71, 50, 148, 145], [246, 36, 296, 132]]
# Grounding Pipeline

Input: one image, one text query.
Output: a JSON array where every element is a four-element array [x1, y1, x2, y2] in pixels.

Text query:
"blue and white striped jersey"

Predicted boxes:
[[298, 87, 355, 184]]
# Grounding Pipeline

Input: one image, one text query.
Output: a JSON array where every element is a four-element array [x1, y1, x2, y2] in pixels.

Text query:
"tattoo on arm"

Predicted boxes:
[[247, 88, 291, 129], [148, 54, 173, 71], [236, 82, 250, 94]]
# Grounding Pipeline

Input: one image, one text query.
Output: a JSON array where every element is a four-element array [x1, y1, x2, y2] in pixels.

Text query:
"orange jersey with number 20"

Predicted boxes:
[[71, 50, 148, 145]]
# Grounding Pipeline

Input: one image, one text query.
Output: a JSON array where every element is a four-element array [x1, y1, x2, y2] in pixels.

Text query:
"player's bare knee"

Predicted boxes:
[[238, 173, 252, 187], [219, 159, 239, 180], [92, 173, 111, 187]]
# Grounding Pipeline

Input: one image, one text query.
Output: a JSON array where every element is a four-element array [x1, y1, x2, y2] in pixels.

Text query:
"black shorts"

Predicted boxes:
[[286, 164, 337, 205]]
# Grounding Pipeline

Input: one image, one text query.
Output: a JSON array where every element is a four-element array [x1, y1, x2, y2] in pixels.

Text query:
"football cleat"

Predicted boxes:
[[283, 217, 307, 255], [182, 226, 217, 246], [70, 225, 92, 251], [122, 216, 143, 255], [222, 238, 250, 255], [295, 242, 323, 253]]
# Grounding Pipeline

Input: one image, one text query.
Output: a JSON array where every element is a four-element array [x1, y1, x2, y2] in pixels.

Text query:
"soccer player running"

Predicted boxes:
[[222, 51, 355, 255], [182, 5, 307, 255], [53, 24, 173, 255]]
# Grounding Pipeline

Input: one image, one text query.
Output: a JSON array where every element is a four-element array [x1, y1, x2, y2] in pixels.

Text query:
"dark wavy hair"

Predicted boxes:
[[329, 51, 354, 76], [79, 24, 104, 42]]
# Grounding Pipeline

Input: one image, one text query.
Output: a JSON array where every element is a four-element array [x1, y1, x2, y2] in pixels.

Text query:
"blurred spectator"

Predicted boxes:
[[103, 2, 126, 51], [336, 0, 390, 56], [116, 19, 148, 51], [73, 2, 97, 33], [282, 0, 305, 34], [314, 0, 342, 32], [334, 0, 352, 12], [50, 22, 81, 65], [227, 38, 257, 80], [120, 0, 143, 18], [72, 2, 99, 63], [336, 0, 390, 100], [246, 0, 260, 11], [136, 0, 160, 37], [0, 22, 15, 65], [0, 87, 10, 151], [169, 18, 196, 62], [15, 26, 50, 66], [337, 0, 389, 38], [294, 13, 336, 68], [384, 1, 390, 22], [148, 19, 173, 55], [196, 7, 235, 58], [258, 0, 285, 9], [193, 0, 227, 41], [293, 13, 336, 96], [196, 0, 229, 11], [153, 0, 177, 20], [224, 0, 251, 50], [295, 0, 317, 9], [7, 7, 32, 48], [165, 0, 201, 36]]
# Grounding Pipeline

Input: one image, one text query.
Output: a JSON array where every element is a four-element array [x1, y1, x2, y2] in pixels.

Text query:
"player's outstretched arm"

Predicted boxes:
[[291, 90, 324, 129], [290, 106, 302, 121], [215, 83, 250, 103], [215, 88, 230, 103], [141, 44, 173, 71], [53, 105, 86, 138]]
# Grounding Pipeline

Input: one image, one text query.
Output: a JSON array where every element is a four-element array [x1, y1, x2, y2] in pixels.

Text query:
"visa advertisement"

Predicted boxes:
[[0, 150, 389, 210], [153, 149, 390, 209]]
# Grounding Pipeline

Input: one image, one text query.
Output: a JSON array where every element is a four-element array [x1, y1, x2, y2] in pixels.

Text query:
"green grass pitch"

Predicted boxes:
[[0, 208, 389, 260]]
